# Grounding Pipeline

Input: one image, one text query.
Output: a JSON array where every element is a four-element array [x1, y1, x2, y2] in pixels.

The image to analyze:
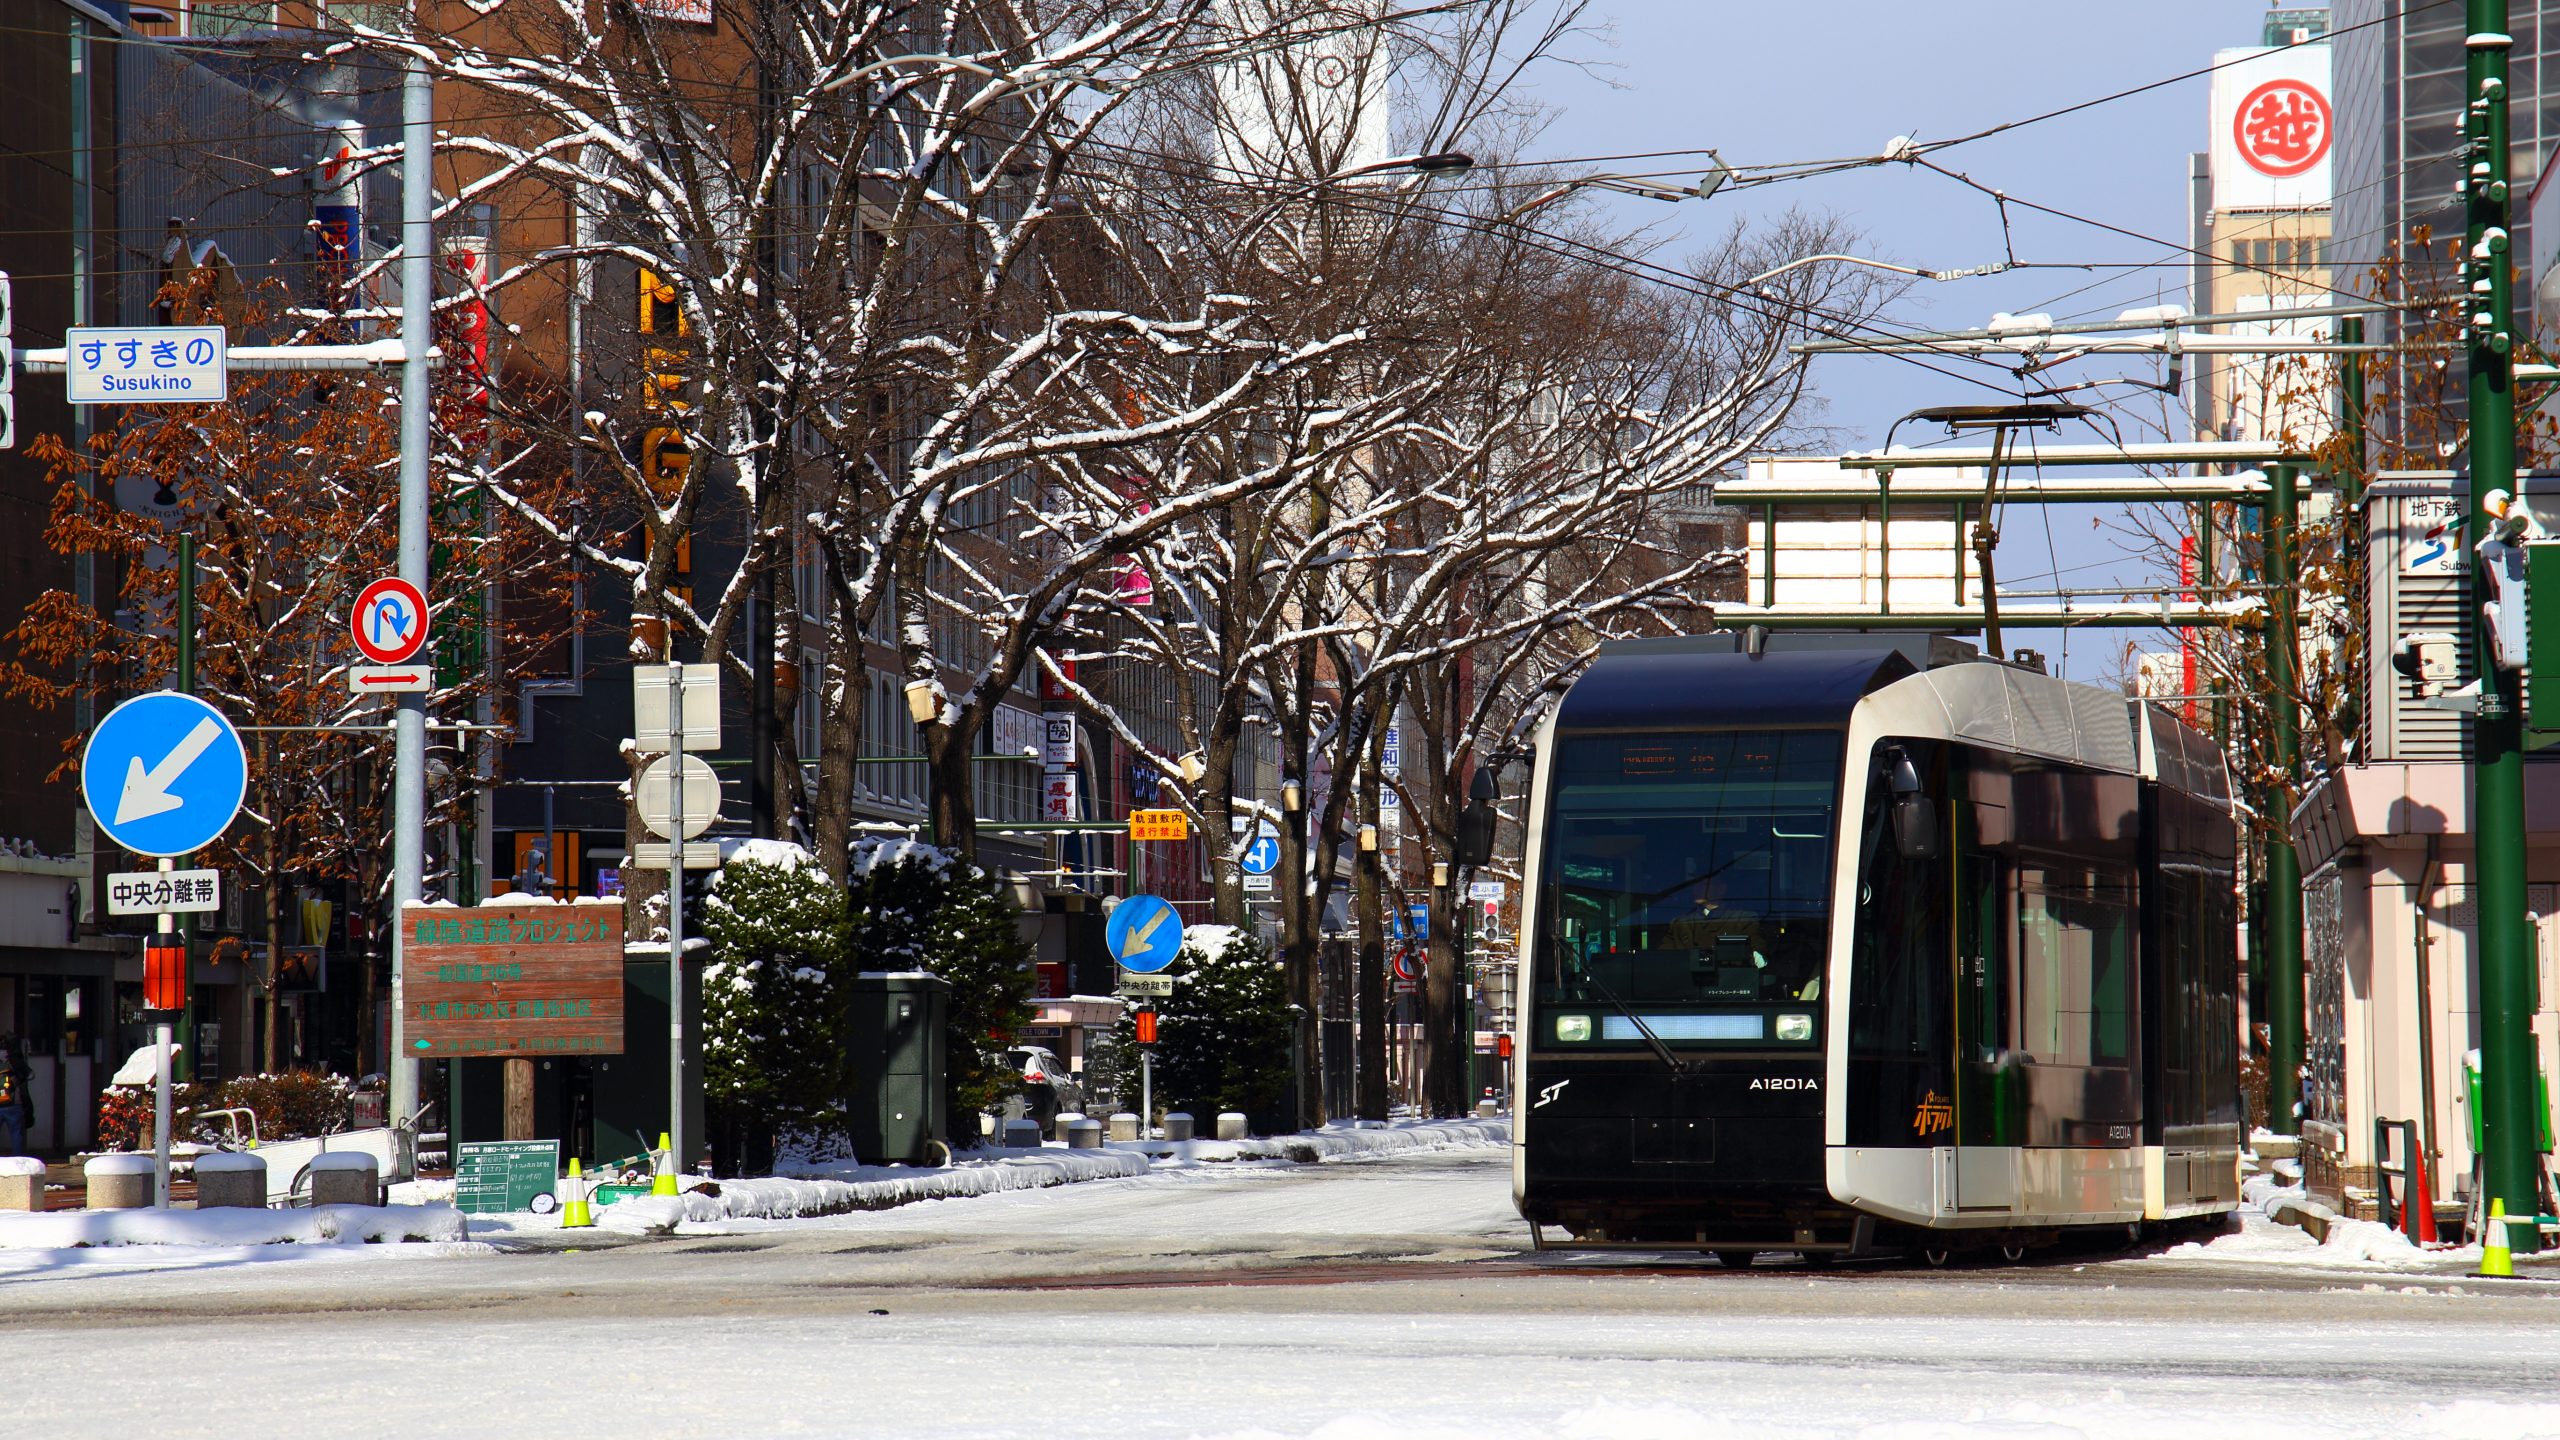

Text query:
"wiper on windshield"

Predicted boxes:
[[1572, 965, 1695, 1078]]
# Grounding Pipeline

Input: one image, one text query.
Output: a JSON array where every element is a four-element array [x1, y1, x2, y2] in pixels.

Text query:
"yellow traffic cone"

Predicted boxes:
[[560, 1158, 594, 1229], [652, 1132, 679, 1197], [2481, 1198, 2514, 1278]]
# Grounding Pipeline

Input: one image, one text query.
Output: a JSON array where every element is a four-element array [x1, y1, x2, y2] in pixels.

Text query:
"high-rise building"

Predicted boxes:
[[2335, 3, 2560, 380]]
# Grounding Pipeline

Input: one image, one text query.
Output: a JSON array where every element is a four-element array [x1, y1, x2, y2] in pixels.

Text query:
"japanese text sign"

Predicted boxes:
[[107, 869, 222, 916], [399, 900, 625, 1058], [66, 326, 228, 405]]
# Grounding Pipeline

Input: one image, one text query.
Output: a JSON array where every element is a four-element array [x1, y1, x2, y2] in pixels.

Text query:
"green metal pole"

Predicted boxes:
[[2464, 5, 2541, 1257], [2264, 465, 2304, 1136], [2338, 316, 2367, 507], [175, 535, 197, 1084]]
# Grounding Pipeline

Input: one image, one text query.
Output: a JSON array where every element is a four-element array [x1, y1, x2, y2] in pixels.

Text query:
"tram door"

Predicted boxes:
[[1953, 795, 2022, 1210]]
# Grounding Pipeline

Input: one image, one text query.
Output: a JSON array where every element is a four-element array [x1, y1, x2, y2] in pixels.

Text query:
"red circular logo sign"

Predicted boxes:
[[351, 576, 429, 665], [2233, 78, 2331, 178]]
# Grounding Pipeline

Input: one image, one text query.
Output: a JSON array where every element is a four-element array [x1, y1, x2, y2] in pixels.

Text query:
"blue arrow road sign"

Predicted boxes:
[[81, 691, 248, 858], [1240, 834, 1281, 876], [1106, 893, 1184, 974]]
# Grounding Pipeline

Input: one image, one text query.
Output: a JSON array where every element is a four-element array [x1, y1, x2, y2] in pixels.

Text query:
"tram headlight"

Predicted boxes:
[[1775, 1013, 1814, 1043], [1553, 1013, 1593, 1043]]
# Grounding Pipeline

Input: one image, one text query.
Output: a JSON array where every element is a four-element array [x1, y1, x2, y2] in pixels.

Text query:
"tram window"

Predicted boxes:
[[1537, 729, 1842, 1012], [2016, 866, 2134, 1068], [1847, 739, 1952, 1146]]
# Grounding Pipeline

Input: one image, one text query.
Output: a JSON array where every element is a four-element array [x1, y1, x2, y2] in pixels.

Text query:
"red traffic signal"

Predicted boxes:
[[144, 939, 187, 1012], [1134, 1010, 1158, 1046], [1495, 1033, 1514, 1060]]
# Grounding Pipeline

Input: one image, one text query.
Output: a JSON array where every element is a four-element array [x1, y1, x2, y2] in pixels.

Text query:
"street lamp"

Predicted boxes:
[[1178, 750, 1207, 786], [1741, 253, 2012, 291], [902, 677, 943, 725], [1497, 154, 1733, 224]]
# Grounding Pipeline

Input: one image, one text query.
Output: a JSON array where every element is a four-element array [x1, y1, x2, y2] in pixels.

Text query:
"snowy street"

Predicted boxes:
[[5, 1146, 2559, 1439]]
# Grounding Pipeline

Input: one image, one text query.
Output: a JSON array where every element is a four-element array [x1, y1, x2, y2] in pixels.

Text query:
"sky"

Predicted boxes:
[[1513, 1, 2280, 682]]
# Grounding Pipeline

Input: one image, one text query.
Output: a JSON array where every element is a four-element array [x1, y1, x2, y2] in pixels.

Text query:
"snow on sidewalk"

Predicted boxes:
[[2147, 1173, 2560, 1279], [593, 1117, 1511, 1235], [0, 1203, 467, 1251]]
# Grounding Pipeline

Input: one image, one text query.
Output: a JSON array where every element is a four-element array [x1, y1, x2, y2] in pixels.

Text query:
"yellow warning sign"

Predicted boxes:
[[1127, 809, 1190, 841]]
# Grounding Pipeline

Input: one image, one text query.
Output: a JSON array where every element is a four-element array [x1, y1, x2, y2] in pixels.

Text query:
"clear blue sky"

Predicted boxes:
[[1519, 1, 2278, 681]]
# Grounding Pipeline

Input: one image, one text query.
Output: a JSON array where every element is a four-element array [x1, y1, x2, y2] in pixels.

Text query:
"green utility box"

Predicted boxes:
[[847, 971, 950, 1166]]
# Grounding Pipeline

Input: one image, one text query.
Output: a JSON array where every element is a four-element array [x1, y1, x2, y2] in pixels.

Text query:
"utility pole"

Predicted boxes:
[[388, 28, 434, 1176], [2463, 6, 2541, 1258], [2263, 463, 2303, 1136]]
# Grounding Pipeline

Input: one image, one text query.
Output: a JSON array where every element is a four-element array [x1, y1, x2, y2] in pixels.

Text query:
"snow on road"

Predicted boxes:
[[7, 1148, 2560, 1439]]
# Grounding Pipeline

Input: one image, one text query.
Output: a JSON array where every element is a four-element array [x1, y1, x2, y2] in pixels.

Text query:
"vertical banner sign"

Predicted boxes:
[[2208, 43, 2332, 212], [312, 119, 364, 310], [399, 900, 625, 1058], [439, 236, 493, 451], [1040, 653, 1080, 823]]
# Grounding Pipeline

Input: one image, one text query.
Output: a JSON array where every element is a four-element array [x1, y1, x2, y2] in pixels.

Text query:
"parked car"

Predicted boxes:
[[1004, 1045, 1084, 1136]]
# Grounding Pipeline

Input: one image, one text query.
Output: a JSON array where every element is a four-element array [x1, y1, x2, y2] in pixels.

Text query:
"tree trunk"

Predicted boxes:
[[1424, 886, 1465, 1117], [811, 642, 864, 885], [927, 720, 978, 859]]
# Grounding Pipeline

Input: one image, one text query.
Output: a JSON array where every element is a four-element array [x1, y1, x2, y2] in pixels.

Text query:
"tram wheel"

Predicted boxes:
[[1922, 1247, 1954, 1268], [1715, 1250, 1758, 1270]]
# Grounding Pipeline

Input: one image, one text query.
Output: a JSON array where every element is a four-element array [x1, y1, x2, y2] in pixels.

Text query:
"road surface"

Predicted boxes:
[[3, 1147, 2555, 1438]]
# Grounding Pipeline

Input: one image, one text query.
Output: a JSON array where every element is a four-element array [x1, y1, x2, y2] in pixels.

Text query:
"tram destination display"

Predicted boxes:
[[399, 899, 625, 1058]]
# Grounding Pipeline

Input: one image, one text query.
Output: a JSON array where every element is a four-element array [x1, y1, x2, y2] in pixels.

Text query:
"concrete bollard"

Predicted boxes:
[[1065, 1118, 1104, 1150], [1161, 1112, 1195, 1142], [1108, 1113, 1141, 1142], [1476, 1098, 1502, 1118], [1001, 1118, 1042, 1149], [192, 1152, 268, 1209], [84, 1153, 154, 1210], [0, 1155, 44, 1211], [307, 1152, 383, 1207], [1216, 1112, 1249, 1141]]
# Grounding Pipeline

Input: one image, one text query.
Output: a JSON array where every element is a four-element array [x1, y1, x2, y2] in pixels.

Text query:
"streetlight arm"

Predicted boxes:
[[1743, 253, 2012, 288]]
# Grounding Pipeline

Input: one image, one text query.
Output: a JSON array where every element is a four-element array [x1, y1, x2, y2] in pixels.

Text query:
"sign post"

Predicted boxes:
[[632, 662, 722, 1174], [82, 691, 248, 1206]]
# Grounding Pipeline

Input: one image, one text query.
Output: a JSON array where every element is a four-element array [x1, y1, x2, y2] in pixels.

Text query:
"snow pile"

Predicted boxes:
[[1184, 923, 1248, 963], [597, 1147, 1152, 1234], [0, 1204, 466, 1250], [1216, 1117, 1509, 1164]]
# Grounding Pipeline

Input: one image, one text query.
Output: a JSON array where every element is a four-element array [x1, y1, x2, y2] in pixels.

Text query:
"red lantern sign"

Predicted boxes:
[[1134, 1010, 1158, 1046]]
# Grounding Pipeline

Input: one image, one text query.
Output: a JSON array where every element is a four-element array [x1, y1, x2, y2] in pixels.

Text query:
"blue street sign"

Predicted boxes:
[[81, 691, 248, 858], [1106, 893, 1184, 974], [1240, 834, 1281, 877], [1390, 902, 1430, 942]]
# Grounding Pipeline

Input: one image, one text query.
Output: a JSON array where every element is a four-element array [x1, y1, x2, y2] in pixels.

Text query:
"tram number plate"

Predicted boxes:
[[1632, 1116, 1714, 1164]]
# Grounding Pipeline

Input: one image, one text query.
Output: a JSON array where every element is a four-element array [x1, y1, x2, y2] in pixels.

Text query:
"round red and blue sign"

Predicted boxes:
[[352, 576, 429, 664]]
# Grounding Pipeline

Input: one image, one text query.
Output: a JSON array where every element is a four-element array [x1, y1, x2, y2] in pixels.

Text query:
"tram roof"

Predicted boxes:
[[1561, 637, 1922, 732]]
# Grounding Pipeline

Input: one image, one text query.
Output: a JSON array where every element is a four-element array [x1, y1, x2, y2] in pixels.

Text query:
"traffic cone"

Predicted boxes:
[[2480, 1198, 2513, 1278], [560, 1159, 593, 1229], [651, 1132, 679, 1197], [2410, 1149, 2438, 1246]]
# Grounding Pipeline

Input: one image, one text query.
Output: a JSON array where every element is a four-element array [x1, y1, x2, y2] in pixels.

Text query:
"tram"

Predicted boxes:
[[1509, 632, 2243, 1261]]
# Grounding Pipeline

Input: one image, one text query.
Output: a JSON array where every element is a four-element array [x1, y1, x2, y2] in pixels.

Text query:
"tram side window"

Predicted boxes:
[[2016, 865, 2135, 1069]]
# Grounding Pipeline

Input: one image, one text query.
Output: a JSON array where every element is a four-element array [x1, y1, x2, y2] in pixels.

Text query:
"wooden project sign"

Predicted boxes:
[[400, 901, 625, 1059]]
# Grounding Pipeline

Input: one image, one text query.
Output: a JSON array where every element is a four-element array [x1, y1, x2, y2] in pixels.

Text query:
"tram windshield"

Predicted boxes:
[[1538, 729, 1841, 1009]]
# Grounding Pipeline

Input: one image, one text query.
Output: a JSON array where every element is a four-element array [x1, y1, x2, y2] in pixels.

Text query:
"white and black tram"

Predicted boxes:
[[1509, 633, 2243, 1262]]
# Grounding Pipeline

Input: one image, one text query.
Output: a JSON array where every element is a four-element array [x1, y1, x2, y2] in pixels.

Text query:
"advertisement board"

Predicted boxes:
[[399, 900, 625, 1058], [2210, 44, 2332, 212]]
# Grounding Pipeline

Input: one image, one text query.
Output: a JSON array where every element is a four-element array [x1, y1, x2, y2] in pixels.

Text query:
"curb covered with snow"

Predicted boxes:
[[592, 1117, 1511, 1235], [0, 1204, 467, 1250], [1203, 1117, 1508, 1164], [598, 1147, 1154, 1234]]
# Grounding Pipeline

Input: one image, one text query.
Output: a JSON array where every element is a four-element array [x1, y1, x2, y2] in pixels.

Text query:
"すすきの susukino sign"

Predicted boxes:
[[399, 900, 625, 1058]]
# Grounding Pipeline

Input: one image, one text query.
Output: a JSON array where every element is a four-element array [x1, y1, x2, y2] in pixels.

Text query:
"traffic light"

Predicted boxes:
[[0, 269, 14, 450], [1454, 766, 1498, 867], [2478, 489, 2540, 674]]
